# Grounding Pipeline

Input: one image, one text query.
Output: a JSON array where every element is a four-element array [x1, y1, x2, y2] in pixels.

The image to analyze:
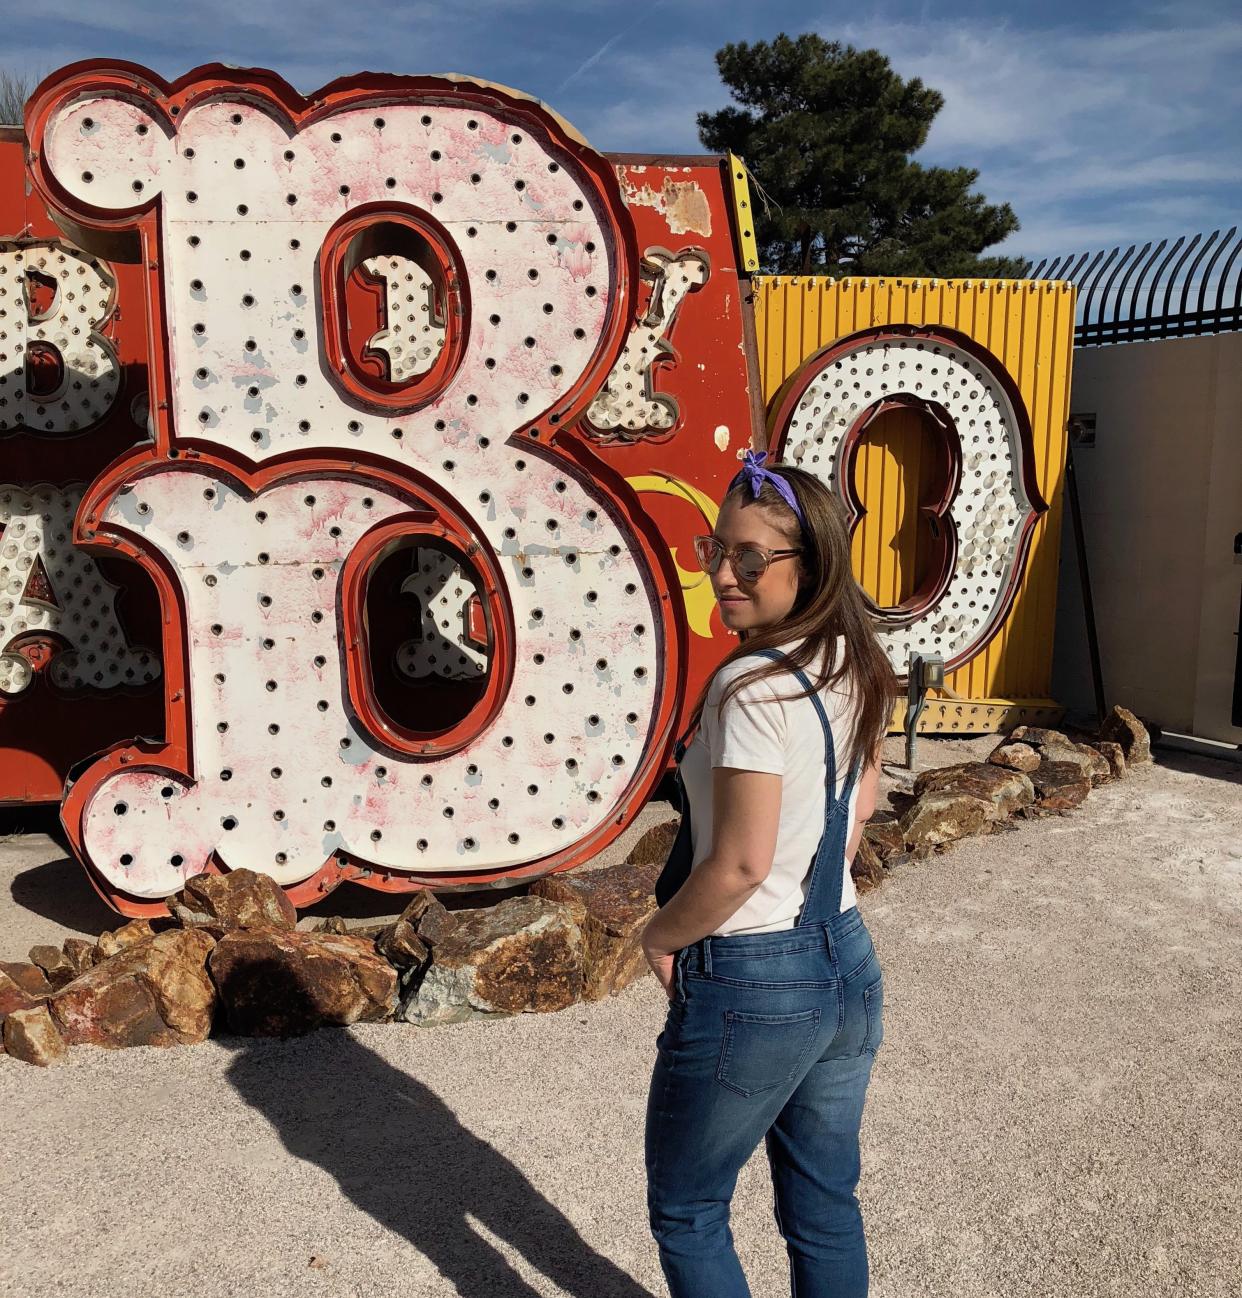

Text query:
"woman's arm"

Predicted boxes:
[[844, 747, 882, 862], [641, 765, 782, 984]]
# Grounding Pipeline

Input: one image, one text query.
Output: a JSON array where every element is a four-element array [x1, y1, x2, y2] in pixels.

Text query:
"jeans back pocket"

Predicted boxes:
[[715, 1008, 821, 1098], [863, 979, 884, 1056]]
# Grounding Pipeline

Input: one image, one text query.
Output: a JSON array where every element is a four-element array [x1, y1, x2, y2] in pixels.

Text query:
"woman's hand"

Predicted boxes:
[[642, 919, 677, 1000]]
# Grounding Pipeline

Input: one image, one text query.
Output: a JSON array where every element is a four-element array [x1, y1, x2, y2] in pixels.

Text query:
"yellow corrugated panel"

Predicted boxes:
[[754, 277, 1077, 731]]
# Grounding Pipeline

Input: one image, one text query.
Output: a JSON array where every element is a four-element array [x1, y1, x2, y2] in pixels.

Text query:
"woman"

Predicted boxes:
[[642, 449, 897, 1298]]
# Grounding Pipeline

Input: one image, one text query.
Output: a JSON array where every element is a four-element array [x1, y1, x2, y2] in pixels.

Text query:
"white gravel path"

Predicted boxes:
[[1, 737, 1239, 1297]]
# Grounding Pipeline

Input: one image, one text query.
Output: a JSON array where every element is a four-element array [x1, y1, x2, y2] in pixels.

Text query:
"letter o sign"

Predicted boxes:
[[768, 326, 1048, 676]]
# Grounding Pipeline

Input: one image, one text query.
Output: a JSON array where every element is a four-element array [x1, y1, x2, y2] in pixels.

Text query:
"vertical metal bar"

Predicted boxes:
[[1126, 239, 1168, 338], [1065, 440, 1106, 727], [1145, 236, 1187, 328], [1214, 229, 1242, 319], [1177, 229, 1220, 325], [1095, 243, 1138, 340], [1159, 233, 1201, 330], [1194, 226, 1234, 323]]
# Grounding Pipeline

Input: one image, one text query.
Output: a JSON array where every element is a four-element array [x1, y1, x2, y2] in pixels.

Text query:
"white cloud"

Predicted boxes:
[[820, 8, 1242, 256]]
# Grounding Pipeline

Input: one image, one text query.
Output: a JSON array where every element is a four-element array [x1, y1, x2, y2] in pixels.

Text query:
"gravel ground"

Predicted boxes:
[[1, 736, 1239, 1298]]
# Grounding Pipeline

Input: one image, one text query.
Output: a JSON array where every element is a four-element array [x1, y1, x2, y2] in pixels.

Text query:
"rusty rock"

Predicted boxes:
[[628, 818, 680, 867], [403, 896, 584, 1026], [1090, 740, 1127, 780], [95, 919, 156, 960], [913, 762, 1035, 821], [50, 929, 217, 1049], [1030, 760, 1093, 810], [28, 945, 77, 991], [0, 970, 44, 1026], [900, 790, 992, 850], [0, 961, 53, 999], [3, 1004, 68, 1067], [1010, 726, 1111, 784], [531, 860, 660, 1001], [988, 741, 1041, 773], [398, 893, 458, 950], [61, 938, 99, 977], [374, 919, 431, 972], [862, 813, 906, 863], [850, 837, 885, 894], [314, 916, 349, 935], [168, 868, 298, 932], [1099, 705, 1153, 765], [209, 930, 398, 1037]]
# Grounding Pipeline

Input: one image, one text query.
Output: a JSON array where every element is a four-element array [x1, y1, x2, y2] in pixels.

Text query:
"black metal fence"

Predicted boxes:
[[1026, 227, 1242, 346]]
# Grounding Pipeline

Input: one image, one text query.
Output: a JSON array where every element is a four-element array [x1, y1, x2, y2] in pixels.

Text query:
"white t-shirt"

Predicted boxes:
[[678, 636, 863, 936]]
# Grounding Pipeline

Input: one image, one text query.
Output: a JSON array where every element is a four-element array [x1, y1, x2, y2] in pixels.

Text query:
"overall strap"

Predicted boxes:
[[747, 649, 839, 816], [747, 648, 858, 927]]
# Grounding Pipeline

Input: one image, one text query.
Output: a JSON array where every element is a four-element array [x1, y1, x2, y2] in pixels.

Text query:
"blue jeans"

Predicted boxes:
[[645, 906, 884, 1297]]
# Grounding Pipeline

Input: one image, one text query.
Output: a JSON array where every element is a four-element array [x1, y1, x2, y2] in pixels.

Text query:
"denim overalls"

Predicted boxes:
[[646, 648, 885, 1298]]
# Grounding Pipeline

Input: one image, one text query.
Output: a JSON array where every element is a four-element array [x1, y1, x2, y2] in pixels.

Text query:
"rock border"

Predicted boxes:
[[0, 705, 1153, 1065]]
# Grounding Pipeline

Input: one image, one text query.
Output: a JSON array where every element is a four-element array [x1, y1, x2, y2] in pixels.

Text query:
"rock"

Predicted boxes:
[[1099, 705, 1152, 765], [403, 896, 584, 1025], [398, 893, 458, 950], [1007, 727, 1110, 785], [899, 790, 992, 850], [209, 930, 397, 1037], [168, 868, 297, 932], [1090, 740, 1127, 780], [28, 945, 77, 991], [850, 837, 885, 894], [0, 961, 52, 999], [913, 762, 1035, 821], [0, 970, 43, 1024], [1029, 760, 1092, 810], [95, 919, 156, 960], [988, 741, 1041, 773], [50, 929, 217, 1049], [314, 916, 349, 935], [628, 818, 680, 867], [61, 939, 99, 977], [531, 860, 660, 1000], [374, 919, 431, 972], [862, 814, 906, 863], [3, 1004, 68, 1066]]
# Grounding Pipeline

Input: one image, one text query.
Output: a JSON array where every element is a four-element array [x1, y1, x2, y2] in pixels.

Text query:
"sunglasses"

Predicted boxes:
[[693, 535, 802, 583]]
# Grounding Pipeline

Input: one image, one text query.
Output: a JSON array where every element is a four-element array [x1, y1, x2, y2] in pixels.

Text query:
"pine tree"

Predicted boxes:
[[698, 34, 1026, 277]]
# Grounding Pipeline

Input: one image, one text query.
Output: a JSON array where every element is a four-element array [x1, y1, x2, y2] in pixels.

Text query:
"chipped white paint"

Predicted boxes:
[[40, 88, 665, 895], [0, 242, 119, 433], [619, 175, 713, 236], [86, 469, 655, 898], [586, 248, 708, 438], [0, 485, 159, 694], [396, 548, 487, 681], [777, 338, 1036, 669], [713, 424, 730, 452], [44, 96, 611, 459], [361, 254, 445, 383]]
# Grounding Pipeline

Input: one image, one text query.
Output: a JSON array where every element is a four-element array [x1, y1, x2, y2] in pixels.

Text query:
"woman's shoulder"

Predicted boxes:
[[706, 650, 786, 709]]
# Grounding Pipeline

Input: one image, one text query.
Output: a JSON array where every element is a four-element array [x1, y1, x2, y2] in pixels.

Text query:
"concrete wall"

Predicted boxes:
[[1052, 332, 1242, 744]]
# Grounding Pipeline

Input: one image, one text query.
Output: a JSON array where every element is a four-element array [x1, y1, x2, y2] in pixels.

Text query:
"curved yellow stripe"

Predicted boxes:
[[626, 472, 720, 640]]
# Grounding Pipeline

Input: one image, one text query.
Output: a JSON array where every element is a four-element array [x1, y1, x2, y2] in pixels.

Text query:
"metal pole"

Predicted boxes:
[[1065, 439, 1107, 728]]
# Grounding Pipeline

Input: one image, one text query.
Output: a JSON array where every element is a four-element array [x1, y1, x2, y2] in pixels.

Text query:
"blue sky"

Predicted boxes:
[[4, 0, 1239, 259]]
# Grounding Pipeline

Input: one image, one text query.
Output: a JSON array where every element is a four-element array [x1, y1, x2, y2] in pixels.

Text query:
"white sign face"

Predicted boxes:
[[34, 70, 672, 901], [775, 333, 1043, 673]]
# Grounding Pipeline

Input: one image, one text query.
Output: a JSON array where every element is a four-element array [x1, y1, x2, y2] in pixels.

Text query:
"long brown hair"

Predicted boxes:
[[685, 462, 897, 771]]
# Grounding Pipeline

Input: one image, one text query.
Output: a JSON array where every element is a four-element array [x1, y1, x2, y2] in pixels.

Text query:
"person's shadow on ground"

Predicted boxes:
[[224, 1025, 656, 1298]]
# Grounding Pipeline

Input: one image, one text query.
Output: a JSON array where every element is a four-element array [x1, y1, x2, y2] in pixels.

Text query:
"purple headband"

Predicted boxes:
[[729, 449, 805, 527]]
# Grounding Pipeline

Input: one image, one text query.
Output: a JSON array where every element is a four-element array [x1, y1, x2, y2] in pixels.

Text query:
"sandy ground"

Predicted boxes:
[[1, 736, 1240, 1298]]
